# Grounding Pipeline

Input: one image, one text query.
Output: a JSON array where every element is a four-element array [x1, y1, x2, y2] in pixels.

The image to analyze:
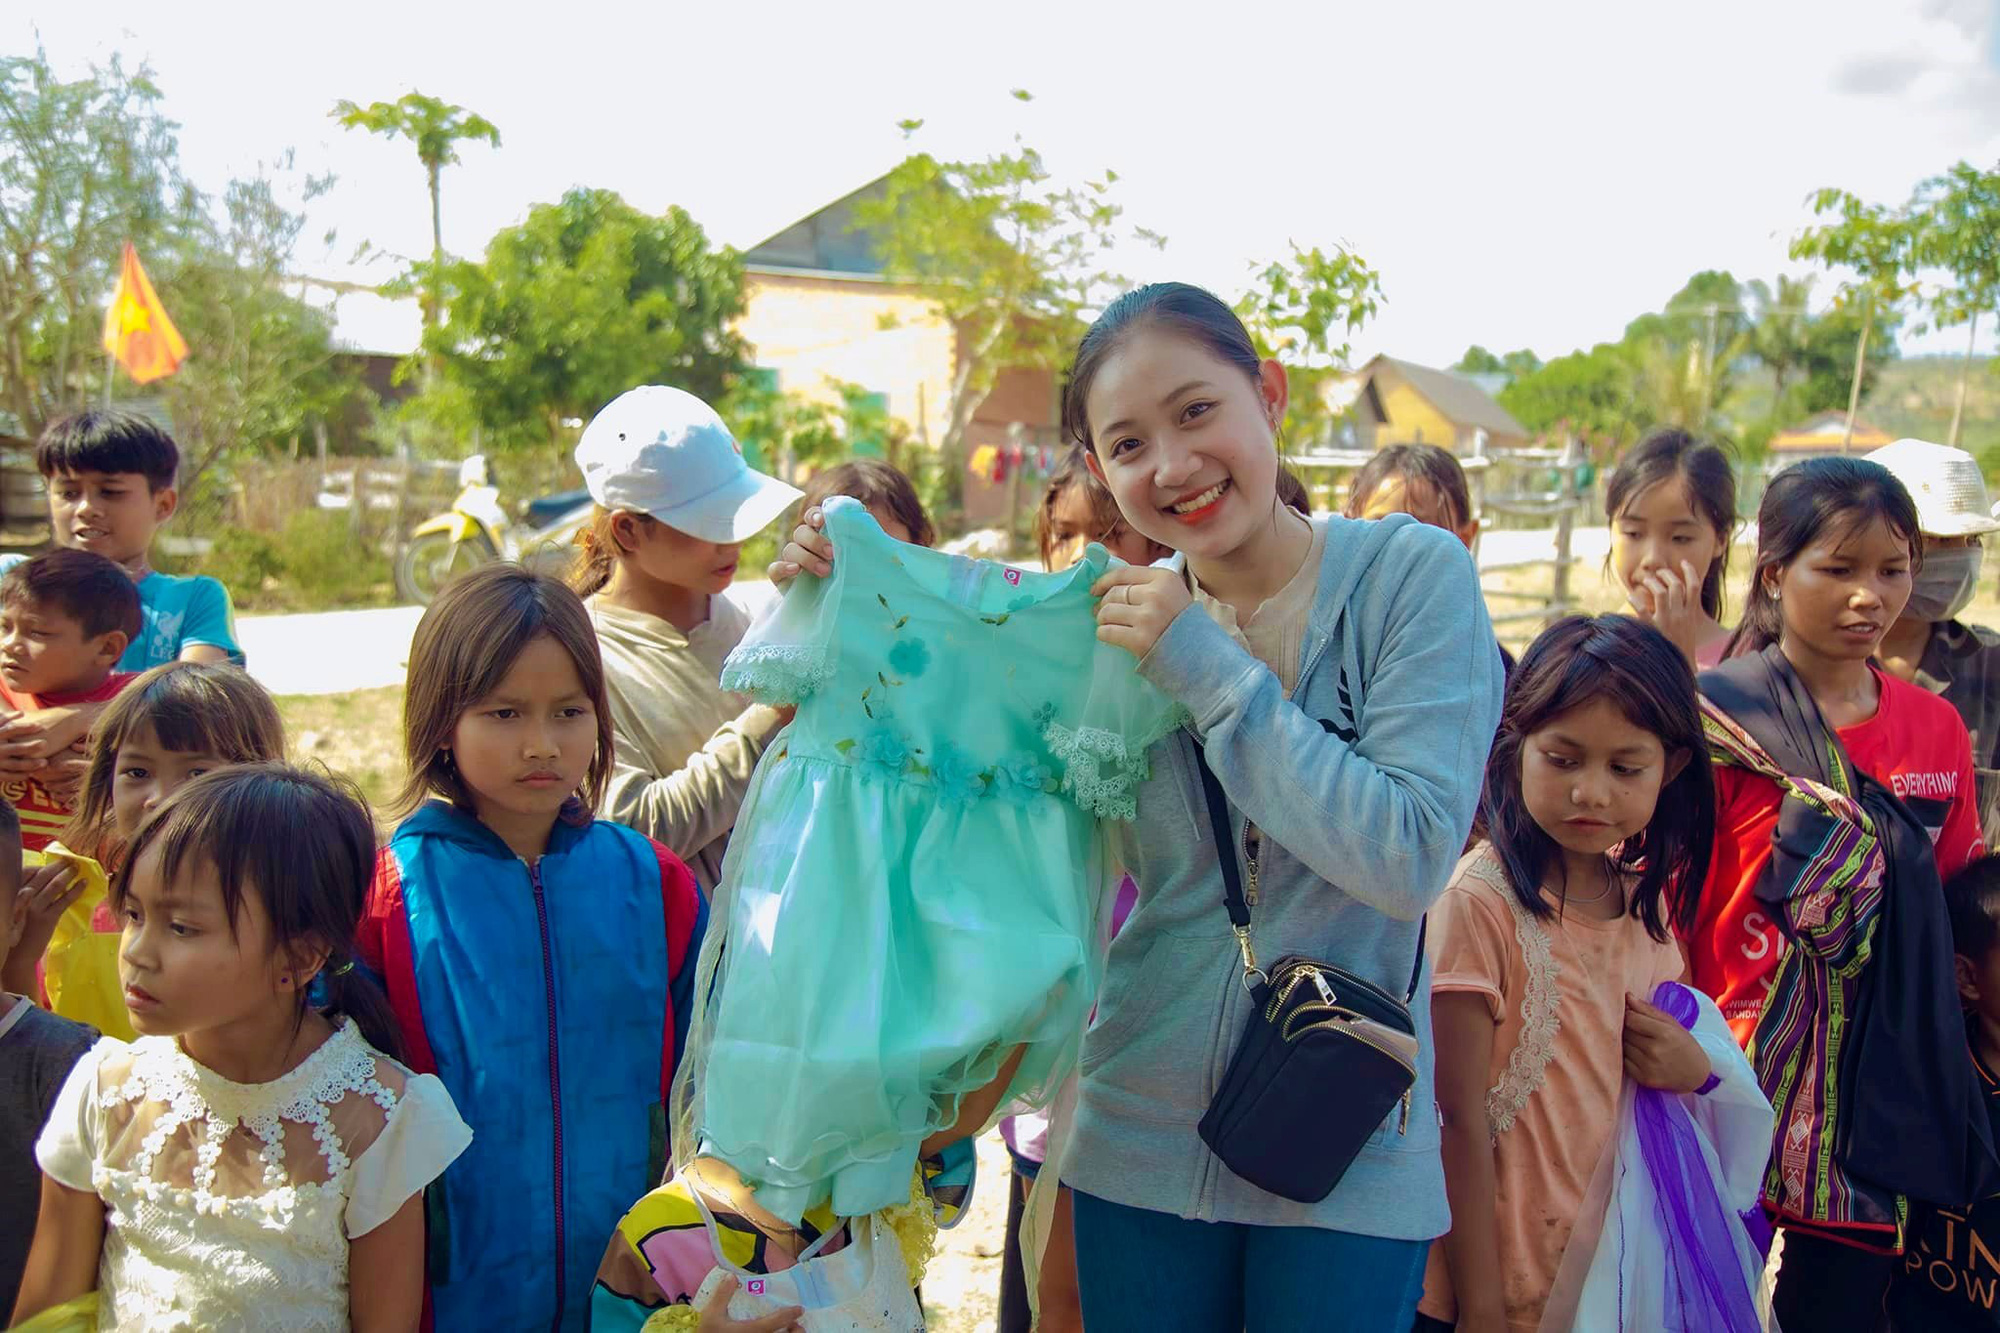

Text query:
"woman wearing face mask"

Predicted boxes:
[[1871, 438, 2000, 845]]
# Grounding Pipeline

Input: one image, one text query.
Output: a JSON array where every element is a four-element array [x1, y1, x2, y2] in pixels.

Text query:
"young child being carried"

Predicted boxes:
[[11, 764, 470, 1330], [0, 411, 243, 819], [0, 549, 140, 850]]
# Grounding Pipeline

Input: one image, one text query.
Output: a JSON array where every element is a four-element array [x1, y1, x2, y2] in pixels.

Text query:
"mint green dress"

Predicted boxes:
[[674, 497, 1184, 1222]]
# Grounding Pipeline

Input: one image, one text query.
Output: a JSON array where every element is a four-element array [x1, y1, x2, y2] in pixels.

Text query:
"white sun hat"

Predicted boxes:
[[1864, 437, 2000, 539], [574, 386, 802, 544]]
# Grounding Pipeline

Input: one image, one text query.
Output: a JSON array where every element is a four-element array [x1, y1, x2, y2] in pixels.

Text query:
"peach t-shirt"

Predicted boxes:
[[1418, 847, 1685, 1332]]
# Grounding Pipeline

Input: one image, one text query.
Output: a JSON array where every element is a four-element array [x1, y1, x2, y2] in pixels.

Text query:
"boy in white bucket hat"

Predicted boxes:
[[1870, 437, 2000, 844], [571, 385, 802, 890]]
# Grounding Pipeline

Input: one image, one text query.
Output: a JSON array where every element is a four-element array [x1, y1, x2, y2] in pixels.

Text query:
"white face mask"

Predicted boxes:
[[1905, 545, 1984, 623]]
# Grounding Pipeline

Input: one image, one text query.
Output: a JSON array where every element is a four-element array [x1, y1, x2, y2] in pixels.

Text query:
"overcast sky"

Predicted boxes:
[[16, 0, 2000, 366]]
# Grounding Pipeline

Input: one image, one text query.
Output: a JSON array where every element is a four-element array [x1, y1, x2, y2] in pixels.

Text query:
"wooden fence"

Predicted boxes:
[[1288, 434, 1592, 634]]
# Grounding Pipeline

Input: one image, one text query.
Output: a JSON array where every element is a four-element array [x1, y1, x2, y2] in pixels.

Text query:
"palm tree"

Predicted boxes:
[[1747, 275, 1814, 422], [331, 92, 500, 335]]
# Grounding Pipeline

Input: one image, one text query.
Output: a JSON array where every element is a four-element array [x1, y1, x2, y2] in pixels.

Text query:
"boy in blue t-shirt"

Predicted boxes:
[[0, 410, 241, 783]]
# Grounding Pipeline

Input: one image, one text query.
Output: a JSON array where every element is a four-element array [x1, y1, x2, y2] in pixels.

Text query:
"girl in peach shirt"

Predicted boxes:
[[1418, 614, 1718, 1333]]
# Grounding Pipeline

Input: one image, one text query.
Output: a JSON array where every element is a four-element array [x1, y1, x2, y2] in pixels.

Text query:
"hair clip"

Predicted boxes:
[[331, 961, 355, 976]]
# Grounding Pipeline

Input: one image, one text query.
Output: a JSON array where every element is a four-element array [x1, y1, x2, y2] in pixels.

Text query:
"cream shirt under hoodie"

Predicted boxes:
[[591, 593, 786, 890]]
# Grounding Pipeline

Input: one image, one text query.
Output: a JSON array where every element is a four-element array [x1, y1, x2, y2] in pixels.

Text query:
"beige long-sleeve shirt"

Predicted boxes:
[[591, 594, 786, 890]]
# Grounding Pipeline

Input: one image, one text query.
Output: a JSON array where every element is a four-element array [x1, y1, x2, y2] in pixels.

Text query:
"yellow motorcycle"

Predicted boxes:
[[395, 455, 592, 604]]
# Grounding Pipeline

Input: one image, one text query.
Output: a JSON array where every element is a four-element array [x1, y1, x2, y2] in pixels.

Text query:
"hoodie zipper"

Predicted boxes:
[[529, 858, 567, 1327]]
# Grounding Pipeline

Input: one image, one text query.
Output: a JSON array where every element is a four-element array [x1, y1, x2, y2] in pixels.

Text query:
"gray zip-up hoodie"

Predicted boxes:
[[1064, 512, 1504, 1238]]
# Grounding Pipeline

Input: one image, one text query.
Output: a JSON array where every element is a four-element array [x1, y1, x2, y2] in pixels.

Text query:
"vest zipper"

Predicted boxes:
[[530, 858, 567, 1327]]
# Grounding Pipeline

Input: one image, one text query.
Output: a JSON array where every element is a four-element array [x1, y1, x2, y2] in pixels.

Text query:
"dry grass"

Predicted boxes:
[[275, 686, 405, 813]]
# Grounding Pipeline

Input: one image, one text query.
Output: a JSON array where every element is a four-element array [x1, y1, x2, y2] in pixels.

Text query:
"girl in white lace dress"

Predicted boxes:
[[12, 764, 471, 1331]]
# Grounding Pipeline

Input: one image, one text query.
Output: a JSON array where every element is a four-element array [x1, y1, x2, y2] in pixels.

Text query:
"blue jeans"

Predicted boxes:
[[1070, 1189, 1429, 1332]]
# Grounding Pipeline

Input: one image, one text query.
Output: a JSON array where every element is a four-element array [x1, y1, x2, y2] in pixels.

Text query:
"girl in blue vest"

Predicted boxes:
[[358, 563, 708, 1331]]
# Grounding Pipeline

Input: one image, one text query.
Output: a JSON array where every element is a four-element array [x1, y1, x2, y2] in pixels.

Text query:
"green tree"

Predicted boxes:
[[1912, 161, 2000, 448], [420, 187, 748, 452], [1452, 346, 1541, 383], [852, 98, 1157, 467], [157, 159, 368, 511], [1454, 345, 1504, 375], [1235, 242, 1384, 450], [0, 49, 192, 434], [330, 92, 500, 335], [1798, 300, 1899, 415], [1790, 189, 1920, 449], [1498, 343, 1645, 452]]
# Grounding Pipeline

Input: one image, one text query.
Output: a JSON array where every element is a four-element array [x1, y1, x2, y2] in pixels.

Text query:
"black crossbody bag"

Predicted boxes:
[[1191, 738, 1425, 1204]]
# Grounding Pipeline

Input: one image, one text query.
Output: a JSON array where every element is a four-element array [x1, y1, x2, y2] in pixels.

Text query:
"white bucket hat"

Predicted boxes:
[[574, 386, 802, 544], [1865, 437, 2000, 539]]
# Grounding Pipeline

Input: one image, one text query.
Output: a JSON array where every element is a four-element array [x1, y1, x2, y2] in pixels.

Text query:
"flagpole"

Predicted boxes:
[[104, 347, 114, 408]]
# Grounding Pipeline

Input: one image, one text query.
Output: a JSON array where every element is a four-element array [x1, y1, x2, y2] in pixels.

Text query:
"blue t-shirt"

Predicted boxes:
[[0, 554, 242, 670]]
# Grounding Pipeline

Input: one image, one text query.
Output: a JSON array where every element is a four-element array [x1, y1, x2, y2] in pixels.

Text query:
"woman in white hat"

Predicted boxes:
[[570, 385, 803, 891], [1871, 437, 2000, 843]]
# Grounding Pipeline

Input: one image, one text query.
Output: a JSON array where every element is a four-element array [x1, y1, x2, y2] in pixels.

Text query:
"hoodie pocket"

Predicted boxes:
[[1080, 936, 1221, 1124]]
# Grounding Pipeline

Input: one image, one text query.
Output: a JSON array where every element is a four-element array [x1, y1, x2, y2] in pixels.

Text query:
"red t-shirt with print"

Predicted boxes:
[[1689, 666, 1984, 1046], [0, 672, 134, 851]]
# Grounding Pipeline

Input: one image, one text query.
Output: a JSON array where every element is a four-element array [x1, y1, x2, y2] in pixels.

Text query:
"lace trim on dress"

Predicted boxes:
[[1041, 710, 1186, 822], [1485, 886, 1563, 1141], [721, 644, 834, 705], [104, 1021, 401, 1194]]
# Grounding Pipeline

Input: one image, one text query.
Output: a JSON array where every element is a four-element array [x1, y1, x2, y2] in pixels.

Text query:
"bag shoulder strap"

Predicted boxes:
[[1189, 735, 1426, 1004]]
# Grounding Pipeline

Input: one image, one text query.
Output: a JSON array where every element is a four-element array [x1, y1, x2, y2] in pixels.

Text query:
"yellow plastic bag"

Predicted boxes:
[[28, 846, 129, 1041], [11, 1290, 99, 1331]]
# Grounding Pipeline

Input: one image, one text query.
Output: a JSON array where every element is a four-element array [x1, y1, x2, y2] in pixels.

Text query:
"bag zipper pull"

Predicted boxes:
[[1398, 1089, 1412, 1135], [1310, 969, 1335, 1006]]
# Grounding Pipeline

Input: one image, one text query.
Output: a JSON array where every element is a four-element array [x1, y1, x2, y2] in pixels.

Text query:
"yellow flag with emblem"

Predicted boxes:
[[101, 242, 189, 384]]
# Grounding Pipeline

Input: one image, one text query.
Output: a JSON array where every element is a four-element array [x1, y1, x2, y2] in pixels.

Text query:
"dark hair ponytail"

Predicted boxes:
[[1605, 428, 1738, 619], [113, 762, 403, 1060], [1725, 456, 1923, 658], [1476, 614, 1714, 941], [315, 962, 402, 1061]]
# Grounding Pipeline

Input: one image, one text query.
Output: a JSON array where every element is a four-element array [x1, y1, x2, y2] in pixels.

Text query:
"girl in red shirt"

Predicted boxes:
[[1690, 455, 1988, 1333]]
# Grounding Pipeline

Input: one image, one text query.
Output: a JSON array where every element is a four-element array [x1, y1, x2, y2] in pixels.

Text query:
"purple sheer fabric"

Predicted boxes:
[[1634, 981, 1766, 1332]]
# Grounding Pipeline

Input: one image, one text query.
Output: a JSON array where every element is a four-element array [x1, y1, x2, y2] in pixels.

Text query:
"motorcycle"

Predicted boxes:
[[394, 455, 595, 604]]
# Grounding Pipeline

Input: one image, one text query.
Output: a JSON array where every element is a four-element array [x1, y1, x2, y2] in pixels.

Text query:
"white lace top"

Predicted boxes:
[[36, 1021, 471, 1331]]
